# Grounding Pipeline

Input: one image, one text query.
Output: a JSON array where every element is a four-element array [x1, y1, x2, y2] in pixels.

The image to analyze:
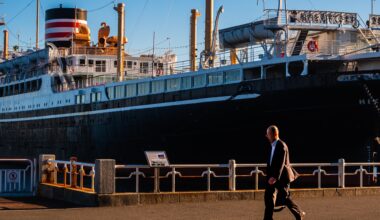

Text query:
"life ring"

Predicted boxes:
[[307, 40, 318, 52]]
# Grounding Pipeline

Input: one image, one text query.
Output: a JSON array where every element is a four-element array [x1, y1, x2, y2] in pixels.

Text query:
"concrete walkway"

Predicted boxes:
[[0, 195, 379, 220]]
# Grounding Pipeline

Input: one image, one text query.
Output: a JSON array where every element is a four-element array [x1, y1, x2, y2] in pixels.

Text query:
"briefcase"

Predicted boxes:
[[285, 165, 300, 183]]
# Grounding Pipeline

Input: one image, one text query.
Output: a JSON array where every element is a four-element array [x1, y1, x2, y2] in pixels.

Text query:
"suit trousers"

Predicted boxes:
[[263, 182, 303, 220]]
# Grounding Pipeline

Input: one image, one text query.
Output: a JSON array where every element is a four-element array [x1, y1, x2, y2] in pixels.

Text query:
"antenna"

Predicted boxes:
[[371, 0, 376, 15], [257, 0, 266, 12], [36, 0, 39, 49]]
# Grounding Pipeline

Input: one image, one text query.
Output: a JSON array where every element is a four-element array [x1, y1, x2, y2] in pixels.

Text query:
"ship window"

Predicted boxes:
[[181, 77, 192, 90], [127, 61, 133, 69], [96, 60, 106, 72], [75, 94, 85, 104], [0, 87, 3, 97], [80, 59, 86, 66], [244, 67, 261, 80], [88, 59, 94, 67], [10, 85, 14, 95], [115, 85, 125, 99], [137, 82, 150, 96], [208, 72, 224, 86], [152, 80, 165, 93], [114, 60, 118, 68], [31, 80, 38, 92], [14, 84, 19, 95], [26, 81, 31, 92], [91, 93, 96, 103], [167, 78, 181, 92], [193, 75, 206, 88], [225, 70, 241, 83], [106, 87, 115, 99], [96, 92, 102, 101], [126, 84, 137, 97]]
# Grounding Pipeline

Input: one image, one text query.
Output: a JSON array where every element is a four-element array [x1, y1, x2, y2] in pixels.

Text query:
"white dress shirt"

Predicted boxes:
[[270, 139, 279, 166]]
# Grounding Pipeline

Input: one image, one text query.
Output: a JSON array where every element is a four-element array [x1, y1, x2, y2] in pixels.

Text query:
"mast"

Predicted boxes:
[[3, 30, 8, 60], [371, 0, 375, 15], [114, 3, 125, 82], [277, 0, 283, 25], [36, 0, 39, 49], [205, 0, 214, 62], [190, 9, 201, 72]]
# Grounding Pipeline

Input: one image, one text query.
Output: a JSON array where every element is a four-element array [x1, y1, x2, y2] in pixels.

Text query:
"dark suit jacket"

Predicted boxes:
[[266, 139, 291, 184]]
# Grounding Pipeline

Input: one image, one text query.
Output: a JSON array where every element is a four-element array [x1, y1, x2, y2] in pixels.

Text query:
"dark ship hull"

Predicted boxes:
[[0, 72, 379, 164]]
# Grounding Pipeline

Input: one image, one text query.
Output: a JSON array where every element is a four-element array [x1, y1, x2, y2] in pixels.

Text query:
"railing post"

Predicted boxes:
[[70, 157, 78, 188], [317, 166, 322, 189], [359, 165, 363, 188], [135, 168, 140, 193], [79, 165, 84, 189], [154, 168, 160, 193], [171, 167, 176, 193], [338, 158, 345, 188], [95, 159, 115, 194], [255, 166, 259, 190], [207, 167, 211, 192], [90, 166, 95, 192], [229, 160, 236, 191], [63, 164, 68, 187], [38, 154, 55, 184]]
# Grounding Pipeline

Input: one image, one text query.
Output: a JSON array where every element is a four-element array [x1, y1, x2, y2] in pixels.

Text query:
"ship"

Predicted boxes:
[[0, 0, 379, 165]]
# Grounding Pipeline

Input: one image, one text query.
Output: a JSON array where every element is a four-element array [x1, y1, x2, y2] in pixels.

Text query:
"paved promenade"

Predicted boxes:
[[0, 195, 379, 220]]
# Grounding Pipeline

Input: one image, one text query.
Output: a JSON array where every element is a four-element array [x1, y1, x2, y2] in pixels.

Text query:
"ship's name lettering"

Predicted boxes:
[[359, 99, 379, 105]]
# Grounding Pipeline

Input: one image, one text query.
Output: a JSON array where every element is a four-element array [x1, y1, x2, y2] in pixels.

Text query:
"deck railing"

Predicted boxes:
[[40, 156, 380, 194], [114, 159, 380, 193], [45, 159, 95, 192]]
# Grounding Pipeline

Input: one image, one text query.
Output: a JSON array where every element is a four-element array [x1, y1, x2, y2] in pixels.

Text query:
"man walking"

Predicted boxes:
[[263, 125, 306, 220]]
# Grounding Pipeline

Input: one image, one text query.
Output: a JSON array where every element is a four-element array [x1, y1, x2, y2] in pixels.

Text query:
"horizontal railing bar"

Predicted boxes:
[[48, 159, 95, 167]]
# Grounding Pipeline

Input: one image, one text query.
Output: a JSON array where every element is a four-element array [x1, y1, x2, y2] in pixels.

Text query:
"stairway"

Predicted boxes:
[[291, 30, 309, 56]]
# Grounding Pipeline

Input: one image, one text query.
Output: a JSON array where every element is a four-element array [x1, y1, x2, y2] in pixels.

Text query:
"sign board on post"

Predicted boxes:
[[6, 170, 20, 183], [145, 151, 170, 167]]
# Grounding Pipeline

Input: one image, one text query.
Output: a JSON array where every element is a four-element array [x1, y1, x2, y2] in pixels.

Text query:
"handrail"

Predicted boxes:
[[115, 159, 380, 193], [46, 159, 95, 192]]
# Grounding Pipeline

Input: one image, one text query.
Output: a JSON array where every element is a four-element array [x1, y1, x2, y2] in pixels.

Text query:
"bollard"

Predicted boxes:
[[95, 159, 115, 194], [70, 156, 78, 188], [39, 154, 55, 183], [338, 158, 345, 188], [229, 159, 236, 191]]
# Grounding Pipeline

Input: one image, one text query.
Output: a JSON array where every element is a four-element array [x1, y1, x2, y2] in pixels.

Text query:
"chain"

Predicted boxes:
[[363, 83, 380, 117]]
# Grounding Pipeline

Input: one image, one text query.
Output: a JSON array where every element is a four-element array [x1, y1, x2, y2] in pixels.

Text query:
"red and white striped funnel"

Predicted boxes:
[[45, 7, 87, 47]]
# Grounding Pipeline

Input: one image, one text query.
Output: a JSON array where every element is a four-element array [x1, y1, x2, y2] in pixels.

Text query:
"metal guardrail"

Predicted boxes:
[[46, 159, 95, 192], [115, 159, 380, 193], [0, 159, 37, 196]]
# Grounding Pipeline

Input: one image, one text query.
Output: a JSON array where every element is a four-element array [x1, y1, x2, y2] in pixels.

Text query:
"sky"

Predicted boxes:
[[0, 0, 378, 60]]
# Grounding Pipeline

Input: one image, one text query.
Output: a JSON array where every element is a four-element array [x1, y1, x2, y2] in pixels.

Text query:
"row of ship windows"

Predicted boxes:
[[77, 59, 161, 74], [106, 70, 241, 100], [75, 92, 102, 104], [0, 79, 42, 97], [1, 99, 72, 112], [1, 92, 102, 112]]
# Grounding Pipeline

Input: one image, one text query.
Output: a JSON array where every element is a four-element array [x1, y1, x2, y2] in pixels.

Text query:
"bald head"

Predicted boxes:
[[266, 125, 279, 143]]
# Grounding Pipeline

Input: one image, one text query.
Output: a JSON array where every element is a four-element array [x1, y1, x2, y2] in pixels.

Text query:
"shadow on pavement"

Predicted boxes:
[[0, 197, 82, 210]]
